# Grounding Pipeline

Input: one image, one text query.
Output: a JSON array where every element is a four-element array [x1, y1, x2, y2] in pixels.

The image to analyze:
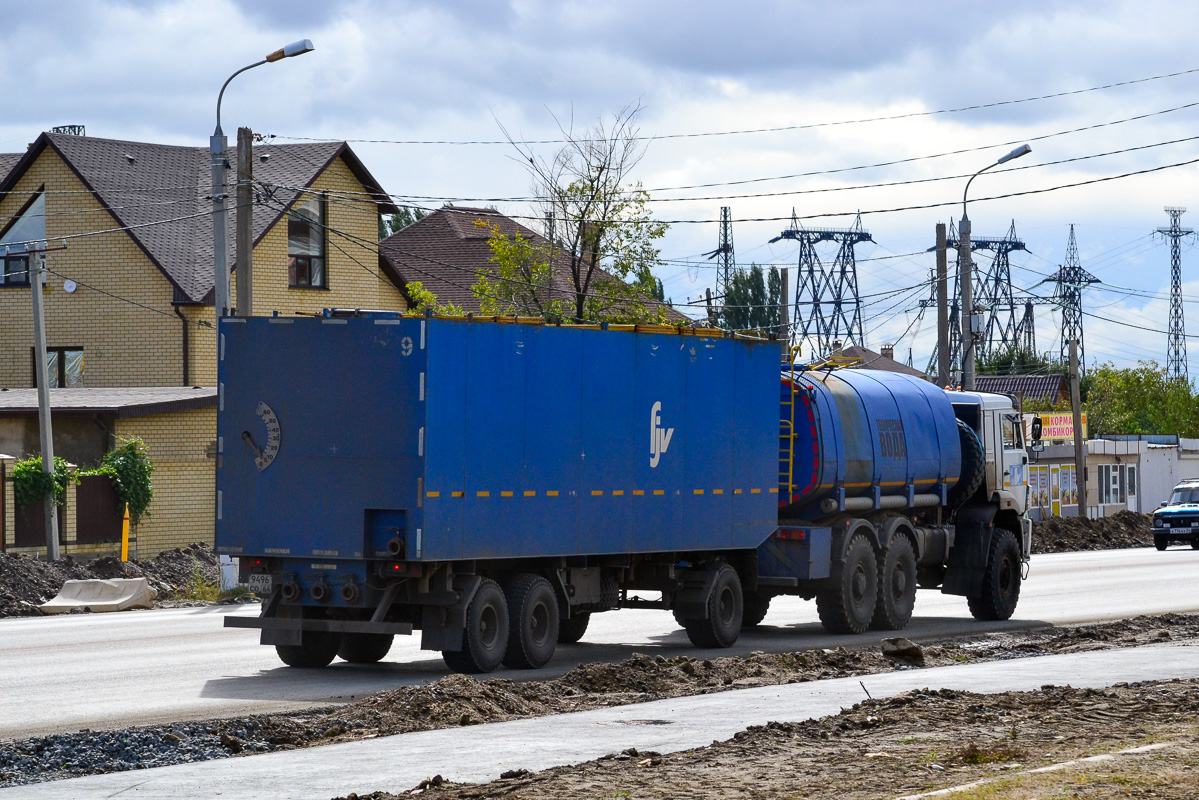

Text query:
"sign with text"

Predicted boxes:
[[1023, 413, 1087, 443]]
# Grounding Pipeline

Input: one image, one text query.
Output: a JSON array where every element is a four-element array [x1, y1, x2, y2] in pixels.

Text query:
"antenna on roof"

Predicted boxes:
[[51, 125, 86, 136]]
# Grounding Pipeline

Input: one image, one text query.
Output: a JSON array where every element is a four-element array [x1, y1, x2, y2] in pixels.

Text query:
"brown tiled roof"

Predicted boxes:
[[842, 345, 930, 379], [975, 373, 1067, 401], [0, 386, 215, 417], [0, 153, 20, 181], [380, 206, 688, 322], [0, 133, 396, 304]]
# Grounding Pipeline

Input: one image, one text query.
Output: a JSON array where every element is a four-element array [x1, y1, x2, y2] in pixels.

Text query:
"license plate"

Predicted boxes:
[[248, 573, 273, 595]]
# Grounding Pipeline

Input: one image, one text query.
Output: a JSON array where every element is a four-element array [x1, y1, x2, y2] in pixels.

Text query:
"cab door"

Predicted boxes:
[[999, 412, 1029, 514]]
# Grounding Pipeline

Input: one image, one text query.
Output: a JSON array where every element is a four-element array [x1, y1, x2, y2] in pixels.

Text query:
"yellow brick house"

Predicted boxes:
[[0, 131, 406, 555]]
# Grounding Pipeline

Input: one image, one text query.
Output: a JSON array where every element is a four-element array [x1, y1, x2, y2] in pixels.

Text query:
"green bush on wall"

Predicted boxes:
[[83, 438, 155, 526], [13, 455, 73, 509]]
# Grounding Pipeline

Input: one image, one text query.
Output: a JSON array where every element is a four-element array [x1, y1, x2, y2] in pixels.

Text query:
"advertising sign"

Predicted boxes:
[[1023, 413, 1088, 444]]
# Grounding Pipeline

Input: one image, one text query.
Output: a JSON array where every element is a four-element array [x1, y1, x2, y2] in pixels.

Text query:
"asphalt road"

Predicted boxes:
[[2, 547, 1198, 740]]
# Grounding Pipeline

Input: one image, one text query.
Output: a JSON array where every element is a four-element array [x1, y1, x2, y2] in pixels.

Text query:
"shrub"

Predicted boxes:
[[83, 438, 154, 526], [13, 455, 73, 509]]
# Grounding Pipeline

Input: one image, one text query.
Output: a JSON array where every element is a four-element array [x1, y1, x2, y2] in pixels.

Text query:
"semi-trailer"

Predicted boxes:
[[218, 312, 1031, 673]]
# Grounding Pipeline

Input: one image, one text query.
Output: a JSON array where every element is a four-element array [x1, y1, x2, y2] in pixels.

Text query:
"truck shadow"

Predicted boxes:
[[200, 615, 1052, 701]]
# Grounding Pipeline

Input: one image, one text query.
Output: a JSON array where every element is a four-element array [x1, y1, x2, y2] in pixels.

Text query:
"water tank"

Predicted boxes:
[[779, 369, 962, 515]]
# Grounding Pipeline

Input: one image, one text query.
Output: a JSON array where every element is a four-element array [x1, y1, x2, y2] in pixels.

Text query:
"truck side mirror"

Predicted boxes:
[[1030, 417, 1043, 443]]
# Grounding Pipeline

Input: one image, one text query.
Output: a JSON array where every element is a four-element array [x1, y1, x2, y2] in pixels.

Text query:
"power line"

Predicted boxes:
[[262, 65, 1199, 146]]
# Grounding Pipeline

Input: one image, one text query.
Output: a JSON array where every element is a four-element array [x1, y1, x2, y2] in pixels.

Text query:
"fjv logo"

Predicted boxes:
[[650, 401, 674, 468]]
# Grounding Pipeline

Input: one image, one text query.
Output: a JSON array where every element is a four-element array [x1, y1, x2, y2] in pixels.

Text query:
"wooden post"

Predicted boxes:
[[235, 126, 254, 317], [1070, 339, 1087, 518], [936, 222, 950, 387]]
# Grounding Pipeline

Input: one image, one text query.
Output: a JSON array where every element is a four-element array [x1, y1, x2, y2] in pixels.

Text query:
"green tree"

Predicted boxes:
[[496, 103, 671, 323], [405, 280, 465, 316], [1083, 361, 1199, 437], [977, 345, 1061, 376], [719, 264, 780, 335], [378, 206, 428, 239]]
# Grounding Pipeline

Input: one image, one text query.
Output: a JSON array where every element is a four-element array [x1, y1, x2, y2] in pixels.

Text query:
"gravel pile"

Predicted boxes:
[[1032, 510, 1152, 553], [0, 543, 220, 617]]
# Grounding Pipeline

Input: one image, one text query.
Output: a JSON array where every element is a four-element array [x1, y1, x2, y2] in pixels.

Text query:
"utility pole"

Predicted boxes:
[[780, 267, 790, 352], [960, 215, 975, 390], [235, 127, 254, 317], [211, 124, 229, 324], [936, 222, 949, 388], [29, 246, 60, 558], [1069, 339, 1087, 519]]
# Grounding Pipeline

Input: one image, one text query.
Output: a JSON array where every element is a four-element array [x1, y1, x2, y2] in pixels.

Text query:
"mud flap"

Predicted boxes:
[[942, 504, 997, 597], [420, 575, 482, 652], [673, 568, 720, 620], [260, 601, 302, 647]]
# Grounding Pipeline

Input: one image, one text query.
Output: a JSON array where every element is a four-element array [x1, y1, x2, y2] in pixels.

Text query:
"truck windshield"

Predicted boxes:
[[1169, 488, 1199, 505]]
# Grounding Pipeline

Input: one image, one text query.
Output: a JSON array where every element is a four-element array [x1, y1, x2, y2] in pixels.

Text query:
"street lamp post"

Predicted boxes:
[[211, 40, 314, 324], [960, 143, 1031, 391]]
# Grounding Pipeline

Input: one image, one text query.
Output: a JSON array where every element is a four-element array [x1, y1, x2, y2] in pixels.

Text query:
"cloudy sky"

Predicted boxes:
[[4, 0, 1199, 374]]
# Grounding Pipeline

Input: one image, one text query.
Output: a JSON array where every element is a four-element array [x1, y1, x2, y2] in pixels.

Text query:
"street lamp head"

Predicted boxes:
[[997, 143, 1032, 165], [266, 39, 315, 62]]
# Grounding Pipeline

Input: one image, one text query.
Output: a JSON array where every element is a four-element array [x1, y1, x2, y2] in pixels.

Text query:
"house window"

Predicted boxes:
[[0, 192, 45, 287], [1097, 463, 1128, 505], [288, 197, 326, 288], [33, 347, 84, 388]]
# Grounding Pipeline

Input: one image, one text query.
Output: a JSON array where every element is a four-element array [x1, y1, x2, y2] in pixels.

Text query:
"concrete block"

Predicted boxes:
[[39, 578, 158, 614]]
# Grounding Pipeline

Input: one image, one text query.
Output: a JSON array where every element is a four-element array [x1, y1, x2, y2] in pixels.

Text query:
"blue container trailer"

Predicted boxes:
[[220, 313, 1031, 672]]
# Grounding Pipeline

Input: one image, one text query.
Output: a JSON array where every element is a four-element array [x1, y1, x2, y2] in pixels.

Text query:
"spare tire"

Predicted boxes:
[[948, 418, 985, 507]]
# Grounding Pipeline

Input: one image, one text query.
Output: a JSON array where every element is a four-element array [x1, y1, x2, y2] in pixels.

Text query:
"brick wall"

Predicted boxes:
[[113, 407, 216, 557], [0, 150, 182, 389]]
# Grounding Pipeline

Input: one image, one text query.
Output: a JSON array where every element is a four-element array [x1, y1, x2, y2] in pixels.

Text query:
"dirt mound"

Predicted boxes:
[[368, 680, 1199, 800], [1033, 509, 1151, 553], [0, 543, 219, 617]]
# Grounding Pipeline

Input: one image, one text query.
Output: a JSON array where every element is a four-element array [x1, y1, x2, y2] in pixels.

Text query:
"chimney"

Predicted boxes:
[[881, 344, 895, 360]]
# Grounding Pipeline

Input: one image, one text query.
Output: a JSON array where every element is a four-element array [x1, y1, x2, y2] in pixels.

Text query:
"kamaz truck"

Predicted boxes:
[[217, 312, 1031, 673]]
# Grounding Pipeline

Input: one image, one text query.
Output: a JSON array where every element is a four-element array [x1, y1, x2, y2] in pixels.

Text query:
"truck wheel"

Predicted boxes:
[[275, 630, 343, 668], [557, 611, 590, 644], [742, 591, 771, 628], [967, 529, 1022, 621], [1191, 537, 1199, 550], [337, 633, 394, 664], [502, 574, 559, 669], [916, 565, 945, 589], [816, 532, 878, 634], [949, 419, 985, 507], [872, 535, 917, 631], [1154, 533, 1169, 551], [682, 564, 743, 648], [442, 578, 508, 674]]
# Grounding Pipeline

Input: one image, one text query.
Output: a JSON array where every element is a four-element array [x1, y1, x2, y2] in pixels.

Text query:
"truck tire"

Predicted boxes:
[[872, 535, 917, 630], [967, 529, 1022, 621], [442, 578, 508, 674], [502, 574, 559, 669], [682, 564, 743, 648], [557, 611, 590, 644], [949, 419, 985, 507], [742, 591, 772, 628], [816, 532, 878, 634], [337, 633, 394, 664], [275, 630, 343, 668], [1154, 533, 1169, 551], [1191, 537, 1199, 550]]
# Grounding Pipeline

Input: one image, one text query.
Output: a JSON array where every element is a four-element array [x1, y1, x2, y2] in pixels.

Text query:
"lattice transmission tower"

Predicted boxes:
[[922, 220, 1027, 375], [1041, 225, 1099, 371], [770, 211, 873, 357], [1158, 207, 1193, 381], [704, 206, 735, 318]]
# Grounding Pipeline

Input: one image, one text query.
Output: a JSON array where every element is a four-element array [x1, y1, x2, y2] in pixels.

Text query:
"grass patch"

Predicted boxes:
[[181, 561, 220, 601]]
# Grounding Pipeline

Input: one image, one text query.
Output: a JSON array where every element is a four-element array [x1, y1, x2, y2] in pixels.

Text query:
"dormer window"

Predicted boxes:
[[288, 197, 327, 288], [0, 192, 45, 286]]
